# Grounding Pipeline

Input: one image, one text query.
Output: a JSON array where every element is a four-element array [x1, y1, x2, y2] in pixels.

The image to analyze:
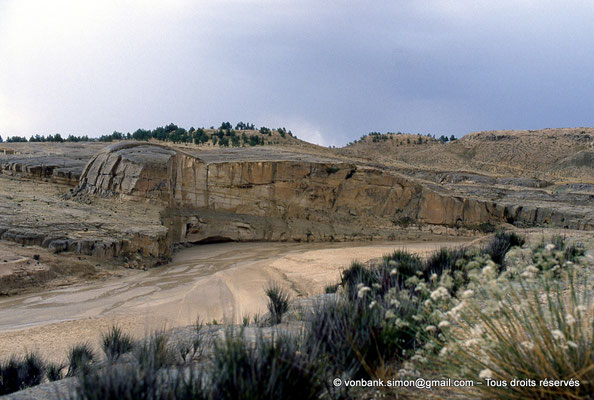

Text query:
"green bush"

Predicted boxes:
[[340, 261, 377, 300], [424, 247, 469, 291], [552, 234, 586, 262], [324, 283, 339, 294]]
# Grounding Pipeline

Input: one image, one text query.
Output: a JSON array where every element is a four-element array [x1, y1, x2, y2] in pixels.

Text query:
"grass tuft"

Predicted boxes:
[[0, 352, 46, 395], [265, 282, 291, 325], [101, 325, 134, 362], [67, 343, 96, 377], [484, 231, 525, 266]]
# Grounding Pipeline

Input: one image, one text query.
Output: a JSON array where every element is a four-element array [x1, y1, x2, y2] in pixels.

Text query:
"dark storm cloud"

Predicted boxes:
[[1, 1, 593, 145]]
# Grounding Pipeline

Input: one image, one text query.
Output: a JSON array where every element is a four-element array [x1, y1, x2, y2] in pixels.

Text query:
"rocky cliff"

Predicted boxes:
[[77, 142, 593, 247]]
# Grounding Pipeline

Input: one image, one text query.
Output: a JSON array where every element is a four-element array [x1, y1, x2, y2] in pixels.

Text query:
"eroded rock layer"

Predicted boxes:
[[77, 142, 593, 247]]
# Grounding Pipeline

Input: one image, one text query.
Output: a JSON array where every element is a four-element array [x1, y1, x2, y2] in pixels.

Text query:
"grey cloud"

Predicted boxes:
[[1, 1, 593, 145]]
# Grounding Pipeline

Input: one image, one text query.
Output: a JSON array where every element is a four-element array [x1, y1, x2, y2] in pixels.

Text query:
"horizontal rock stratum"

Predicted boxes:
[[76, 142, 592, 247]]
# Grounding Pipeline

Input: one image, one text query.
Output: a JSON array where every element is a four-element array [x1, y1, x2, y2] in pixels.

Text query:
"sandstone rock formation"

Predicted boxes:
[[77, 142, 593, 250]]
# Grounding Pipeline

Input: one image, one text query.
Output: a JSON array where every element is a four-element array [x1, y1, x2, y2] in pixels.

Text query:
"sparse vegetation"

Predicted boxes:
[[0, 352, 45, 395], [210, 329, 327, 400], [5, 232, 592, 400], [101, 325, 134, 361], [484, 230, 525, 266], [67, 343, 96, 377], [46, 361, 65, 382], [265, 282, 291, 325]]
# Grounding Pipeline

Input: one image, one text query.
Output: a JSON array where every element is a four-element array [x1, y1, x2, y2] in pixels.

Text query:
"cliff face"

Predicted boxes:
[[76, 142, 594, 247]]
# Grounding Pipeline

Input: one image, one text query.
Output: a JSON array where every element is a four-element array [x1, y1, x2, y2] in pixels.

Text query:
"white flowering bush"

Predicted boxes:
[[431, 261, 593, 400]]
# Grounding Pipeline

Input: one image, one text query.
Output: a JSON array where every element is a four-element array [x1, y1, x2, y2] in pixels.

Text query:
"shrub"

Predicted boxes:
[[134, 332, 176, 369], [383, 250, 424, 278], [210, 328, 327, 400], [340, 262, 377, 300], [552, 234, 586, 262], [265, 282, 291, 325], [304, 293, 425, 379], [67, 343, 96, 377], [433, 267, 593, 399], [424, 247, 469, 291], [0, 352, 45, 395], [325, 283, 339, 294], [326, 166, 340, 174], [72, 358, 207, 400], [46, 361, 65, 382], [484, 231, 525, 266], [102, 326, 134, 361], [477, 222, 496, 233], [564, 242, 585, 262]]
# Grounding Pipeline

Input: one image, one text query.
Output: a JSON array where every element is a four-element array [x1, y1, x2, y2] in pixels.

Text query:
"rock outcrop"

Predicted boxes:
[[77, 143, 593, 247], [0, 155, 84, 186]]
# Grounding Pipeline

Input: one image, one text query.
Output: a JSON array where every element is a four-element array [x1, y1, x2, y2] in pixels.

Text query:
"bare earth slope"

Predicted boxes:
[[341, 128, 594, 182]]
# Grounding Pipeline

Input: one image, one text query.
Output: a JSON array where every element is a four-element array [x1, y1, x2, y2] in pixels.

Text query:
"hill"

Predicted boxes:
[[339, 128, 594, 182]]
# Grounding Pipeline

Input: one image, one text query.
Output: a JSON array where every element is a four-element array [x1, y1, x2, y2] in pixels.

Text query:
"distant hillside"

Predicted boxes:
[[339, 128, 594, 182]]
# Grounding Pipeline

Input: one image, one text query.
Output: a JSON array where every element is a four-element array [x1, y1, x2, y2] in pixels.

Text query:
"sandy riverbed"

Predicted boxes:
[[0, 239, 469, 362]]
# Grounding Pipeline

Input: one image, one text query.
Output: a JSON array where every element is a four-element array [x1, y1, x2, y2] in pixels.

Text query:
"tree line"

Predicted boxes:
[[0, 122, 295, 147]]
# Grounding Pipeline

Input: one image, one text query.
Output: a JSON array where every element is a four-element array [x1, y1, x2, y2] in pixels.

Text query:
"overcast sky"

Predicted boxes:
[[1, 1, 593, 146]]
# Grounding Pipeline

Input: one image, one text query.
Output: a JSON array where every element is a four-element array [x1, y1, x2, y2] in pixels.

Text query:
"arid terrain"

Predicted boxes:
[[0, 127, 592, 398], [0, 127, 592, 295]]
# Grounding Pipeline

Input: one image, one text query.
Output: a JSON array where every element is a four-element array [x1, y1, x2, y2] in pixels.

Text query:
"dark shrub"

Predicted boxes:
[[102, 326, 134, 361], [382, 250, 424, 285], [0, 352, 45, 395], [303, 295, 424, 379], [72, 360, 207, 400], [67, 343, 96, 377], [305, 299, 375, 378], [325, 283, 339, 294], [46, 362, 65, 382], [210, 329, 326, 400], [0, 357, 22, 395], [134, 332, 175, 370], [484, 231, 525, 266], [265, 283, 291, 325], [564, 243, 585, 262], [477, 222, 496, 233], [424, 247, 469, 291], [340, 262, 377, 300]]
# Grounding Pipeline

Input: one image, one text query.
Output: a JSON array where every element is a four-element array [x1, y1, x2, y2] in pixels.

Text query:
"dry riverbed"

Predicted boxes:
[[0, 239, 470, 362]]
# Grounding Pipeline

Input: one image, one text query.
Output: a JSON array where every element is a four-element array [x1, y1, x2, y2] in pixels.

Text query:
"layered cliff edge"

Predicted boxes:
[[76, 142, 592, 251]]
